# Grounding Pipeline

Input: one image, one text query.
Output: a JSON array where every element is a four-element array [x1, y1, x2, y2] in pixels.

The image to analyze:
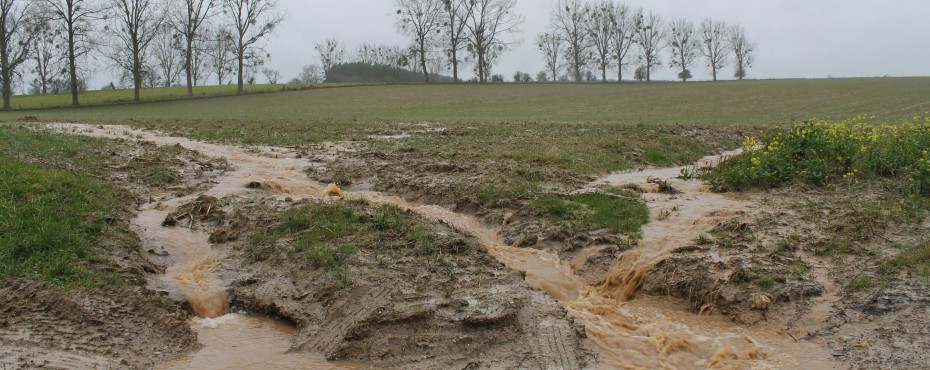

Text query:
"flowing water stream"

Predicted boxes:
[[50, 124, 838, 369]]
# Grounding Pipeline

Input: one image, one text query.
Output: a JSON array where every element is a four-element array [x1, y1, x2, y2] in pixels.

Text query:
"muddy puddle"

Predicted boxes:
[[49, 124, 838, 369]]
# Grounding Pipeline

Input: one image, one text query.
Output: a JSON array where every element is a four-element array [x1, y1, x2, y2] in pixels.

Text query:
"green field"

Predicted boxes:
[[3, 83, 380, 110], [3, 78, 927, 124]]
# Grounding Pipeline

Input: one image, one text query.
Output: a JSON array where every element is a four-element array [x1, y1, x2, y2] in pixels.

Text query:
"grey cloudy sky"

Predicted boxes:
[[83, 0, 927, 88], [261, 0, 929, 82], [256, 0, 930, 79]]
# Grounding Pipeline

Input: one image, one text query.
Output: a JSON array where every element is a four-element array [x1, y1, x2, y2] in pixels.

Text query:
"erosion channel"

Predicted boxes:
[[49, 123, 836, 369]]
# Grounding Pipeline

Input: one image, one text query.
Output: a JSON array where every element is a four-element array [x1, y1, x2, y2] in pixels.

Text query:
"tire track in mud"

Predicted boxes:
[[47, 123, 834, 369], [533, 318, 581, 370], [294, 286, 393, 357]]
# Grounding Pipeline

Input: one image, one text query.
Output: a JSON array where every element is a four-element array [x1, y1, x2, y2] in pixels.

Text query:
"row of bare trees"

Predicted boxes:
[[393, 0, 524, 83], [540, 0, 755, 83], [0, 0, 282, 109]]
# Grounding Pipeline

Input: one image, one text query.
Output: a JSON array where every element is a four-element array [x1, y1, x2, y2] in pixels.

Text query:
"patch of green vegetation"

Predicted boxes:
[[245, 201, 474, 277], [531, 188, 649, 235], [756, 277, 776, 288], [847, 275, 875, 290], [644, 148, 671, 166], [706, 116, 930, 195], [0, 124, 194, 190], [0, 156, 121, 286], [881, 242, 930, 278]]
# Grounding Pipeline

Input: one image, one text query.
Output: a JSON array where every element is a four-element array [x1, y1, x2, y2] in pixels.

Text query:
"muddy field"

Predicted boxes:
[[2, 122, 929, 369]]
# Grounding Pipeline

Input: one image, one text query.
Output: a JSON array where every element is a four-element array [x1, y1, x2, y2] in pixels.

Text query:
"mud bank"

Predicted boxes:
[[40, 123, 859, 369], [48, 123, 590, 369]]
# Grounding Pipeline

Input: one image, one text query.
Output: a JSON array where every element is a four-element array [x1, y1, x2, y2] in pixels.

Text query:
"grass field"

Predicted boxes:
[[3, 83, 380, 110], [1, 78, 927, 126]]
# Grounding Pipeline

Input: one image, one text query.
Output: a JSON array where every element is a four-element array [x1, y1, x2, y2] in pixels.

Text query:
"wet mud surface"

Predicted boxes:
[[6, 123, 929, 369]]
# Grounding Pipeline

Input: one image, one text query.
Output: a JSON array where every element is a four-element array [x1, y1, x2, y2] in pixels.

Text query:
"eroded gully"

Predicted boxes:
[[49, 123, 837, 369]]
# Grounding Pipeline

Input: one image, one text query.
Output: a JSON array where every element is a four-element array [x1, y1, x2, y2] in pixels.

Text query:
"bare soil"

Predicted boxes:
[[7, 123, 929, 369], [190, 195, 593, 369], [0, 132, 228, 369]]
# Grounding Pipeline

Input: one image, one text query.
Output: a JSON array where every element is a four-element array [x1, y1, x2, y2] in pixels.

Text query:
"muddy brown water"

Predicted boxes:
[[49, 124, 839, 369]]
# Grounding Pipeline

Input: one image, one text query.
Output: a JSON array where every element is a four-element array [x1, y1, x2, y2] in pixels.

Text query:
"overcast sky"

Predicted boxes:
[[256, 0, 930, 82], [93, 0, 930, 87]]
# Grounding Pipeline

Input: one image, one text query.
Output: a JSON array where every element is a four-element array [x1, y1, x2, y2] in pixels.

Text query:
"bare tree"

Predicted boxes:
[[294, 63, 322, 83], [260, 67, 277, 83], [729, 23, 754, 80], [30, 20, 66, 94], [204, 25, 234, 84], [0, 0, 37, 109], [220, 0, 283, 93], [37, 0, 99, 106], [610, 3, 635, 82], [171, 0, 215, 96], [462, 0, 522, 83], [699, 18, 728, 81], [395, 0, 442, 82], [586, 0, 614, 82], [151, 28, 184, 87], [536, 31, 561, 83], [439, 0, 472, 82], [314, 38, 344, 80], [667, 18, 699, 82], [552, 0, 589, 82], [105, 0, 165, 101], [633, 10, 663, 82]]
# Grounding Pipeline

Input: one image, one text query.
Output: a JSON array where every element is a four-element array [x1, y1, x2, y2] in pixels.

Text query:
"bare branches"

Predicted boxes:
[[462, 0, 522, 83], [314, 38, 344, 81], [729, 23, 754, 80], [0, 0, 40, 109], [395, 0, 443, 82], [586, 0, 615, 82], [667, 18, 699, 82], [536, 31, 561, 82], [104, 0, 165, 101], [633, 9, 663, 82], [219, 0, 283, 93], [36, 0, 101, 106], [611, 3, 635, 81], [552, 0, 589, 82], [699, 18, 729, 81], [170, 0, 216, 96]]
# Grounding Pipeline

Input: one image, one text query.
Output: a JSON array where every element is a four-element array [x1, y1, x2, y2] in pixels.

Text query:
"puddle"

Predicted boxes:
[[158, 314, 359, 370], [51, 124, 837, 369]]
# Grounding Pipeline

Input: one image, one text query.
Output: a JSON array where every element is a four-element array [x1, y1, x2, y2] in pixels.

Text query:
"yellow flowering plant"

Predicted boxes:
[[706, 116, 930, 194]]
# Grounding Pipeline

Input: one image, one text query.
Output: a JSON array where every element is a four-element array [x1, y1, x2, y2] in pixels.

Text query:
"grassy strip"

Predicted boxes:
[[532, 188, 649, 235], [245, 201, 475, 284], [1, 78, 927, 128], [3, 83, 379, 110], [706, 115, 930, 194], [0, 155, 122, 286]]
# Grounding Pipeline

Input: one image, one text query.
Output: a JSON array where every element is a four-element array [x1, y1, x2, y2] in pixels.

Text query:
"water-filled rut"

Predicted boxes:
[[50, 123, 834, 369]]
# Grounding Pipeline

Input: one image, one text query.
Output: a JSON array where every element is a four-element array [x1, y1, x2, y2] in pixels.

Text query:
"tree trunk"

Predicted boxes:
[[601, 65, 606, 82], [186, 38, 194, 96], [451, 48, 458, 82], [711, 65, 717, 81], [477, 48, 485, 83], [419, 38, 429, 83], [237, 47, 244, 93], [133, 46, 141, 101], [68, 26, 79, 106], [617, 64, 623, 83], [0, 29, 10, 109]]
